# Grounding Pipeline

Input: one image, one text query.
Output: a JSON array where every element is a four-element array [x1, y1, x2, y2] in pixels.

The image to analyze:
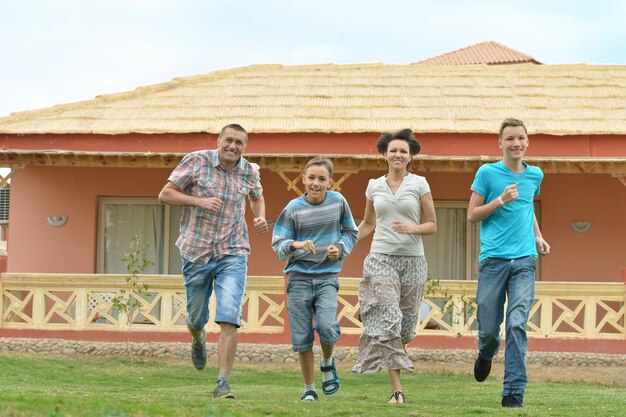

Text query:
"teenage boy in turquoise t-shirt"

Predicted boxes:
[[468, 118, 550, 408]]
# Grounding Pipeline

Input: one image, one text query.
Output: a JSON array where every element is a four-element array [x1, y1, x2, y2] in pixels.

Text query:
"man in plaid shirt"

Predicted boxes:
[[159, 123, 268, 399]]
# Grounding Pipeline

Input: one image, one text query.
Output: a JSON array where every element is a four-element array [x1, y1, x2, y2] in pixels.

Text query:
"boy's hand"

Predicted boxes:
[[536, 237, 550, 255], [501, 182, 519, 204], [292, 240, 316, 254], [327, 244, 339, 261]]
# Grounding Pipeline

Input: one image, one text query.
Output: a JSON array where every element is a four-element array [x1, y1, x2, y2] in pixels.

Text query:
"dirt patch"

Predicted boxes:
[[409, 360, 626, 386], [228, 359, 626, 387]]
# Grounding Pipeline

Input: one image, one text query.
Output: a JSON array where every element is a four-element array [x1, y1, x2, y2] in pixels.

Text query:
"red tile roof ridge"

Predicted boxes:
[[414, 40, 542, 65]]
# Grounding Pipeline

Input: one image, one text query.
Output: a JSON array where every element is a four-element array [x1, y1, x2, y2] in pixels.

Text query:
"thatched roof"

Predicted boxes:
[[1, 63, 625, 136]]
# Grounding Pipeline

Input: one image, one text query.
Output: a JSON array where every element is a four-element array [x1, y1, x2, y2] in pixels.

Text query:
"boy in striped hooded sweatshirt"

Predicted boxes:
[[272, 156, 358, 401]]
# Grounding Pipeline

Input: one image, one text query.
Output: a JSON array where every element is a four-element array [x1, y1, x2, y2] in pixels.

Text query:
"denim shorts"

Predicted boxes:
[[182, 255, 247, 330], [286, 276, 340, 352]]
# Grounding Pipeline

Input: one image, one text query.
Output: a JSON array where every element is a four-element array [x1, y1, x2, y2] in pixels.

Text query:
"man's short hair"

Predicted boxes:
[[219, 124, 248, 141], [304, 156, 334, 177]]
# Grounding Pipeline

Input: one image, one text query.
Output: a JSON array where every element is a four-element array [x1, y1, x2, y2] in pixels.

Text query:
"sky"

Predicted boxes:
[[1, 0, 625, 117]]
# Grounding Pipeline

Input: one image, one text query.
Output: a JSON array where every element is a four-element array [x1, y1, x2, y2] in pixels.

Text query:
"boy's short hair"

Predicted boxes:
[[376, 128, 421, 155], [304, 156, 334, 177], [499, 118, 527, 138]]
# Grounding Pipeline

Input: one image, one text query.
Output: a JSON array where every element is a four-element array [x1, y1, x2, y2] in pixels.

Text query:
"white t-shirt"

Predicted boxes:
[[365, 173, 431, 256]]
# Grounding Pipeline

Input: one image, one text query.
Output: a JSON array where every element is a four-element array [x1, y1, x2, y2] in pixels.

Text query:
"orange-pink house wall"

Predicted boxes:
[[2, 132, 625, 157], [8, 166, 173, 273], [7, 165, 625, 282], [539, 173, 626, 281]]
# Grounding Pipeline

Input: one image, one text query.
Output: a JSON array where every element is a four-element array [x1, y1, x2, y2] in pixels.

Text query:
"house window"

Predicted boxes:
[[422, 200, 541, 281], [97, 197, 182, 274], [422, 201, 481, 281]]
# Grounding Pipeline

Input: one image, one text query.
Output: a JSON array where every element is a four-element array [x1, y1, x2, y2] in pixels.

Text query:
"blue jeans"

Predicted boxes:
[[286, 277, 341, 352], [182, 255, 247, 331], [476, 256, 536, 398]]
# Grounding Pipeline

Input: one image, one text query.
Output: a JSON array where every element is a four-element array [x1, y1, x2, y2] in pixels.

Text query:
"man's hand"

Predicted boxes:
[[327, 244, 340, 261], [253, 217, 268, 234], [198, 197, 224, 213]]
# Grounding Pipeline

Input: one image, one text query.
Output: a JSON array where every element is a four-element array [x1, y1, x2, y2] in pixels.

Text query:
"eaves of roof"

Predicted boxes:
[[0, 150, 623, 175]]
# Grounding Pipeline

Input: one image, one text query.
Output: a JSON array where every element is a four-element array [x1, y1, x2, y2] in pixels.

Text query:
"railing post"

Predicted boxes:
[[161, 289, 173, 329], [246, 291, 259, 330], [540, 295, 552, 336], [451, 295, 464, 335], [119, 311, 129, 330], [75, 288, 86, 329], [32, 288, 44, 328], [584, 295, 596, 338]]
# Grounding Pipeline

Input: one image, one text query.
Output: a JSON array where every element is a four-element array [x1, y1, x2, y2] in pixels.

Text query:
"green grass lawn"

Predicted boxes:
[[1, 353, 624, 417]]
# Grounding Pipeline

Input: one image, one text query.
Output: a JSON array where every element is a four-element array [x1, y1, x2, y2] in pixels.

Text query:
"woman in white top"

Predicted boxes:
[[353, 128, 437, 404]]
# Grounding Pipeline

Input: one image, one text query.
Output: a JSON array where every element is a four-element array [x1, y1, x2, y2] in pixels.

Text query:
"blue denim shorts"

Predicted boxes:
[[182, 255, 247, 330], [286, 276, 340, 352]]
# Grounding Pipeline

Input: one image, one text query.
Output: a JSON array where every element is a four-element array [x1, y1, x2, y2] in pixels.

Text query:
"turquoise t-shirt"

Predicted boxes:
[[471, 161, 543, 261]]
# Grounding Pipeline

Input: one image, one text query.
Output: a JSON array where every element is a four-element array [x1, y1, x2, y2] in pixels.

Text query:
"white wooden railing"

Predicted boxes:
[[1, 274, 624, 340]]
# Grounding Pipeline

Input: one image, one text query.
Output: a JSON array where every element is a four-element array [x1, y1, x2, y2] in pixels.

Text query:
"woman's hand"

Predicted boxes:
[[392, 221, 416, 234]]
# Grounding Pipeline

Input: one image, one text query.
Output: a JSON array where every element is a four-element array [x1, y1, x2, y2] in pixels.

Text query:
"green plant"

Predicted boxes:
[[424, 273, 476, 336], [425, 272, 443, 298], [110, 233, 154, 359]]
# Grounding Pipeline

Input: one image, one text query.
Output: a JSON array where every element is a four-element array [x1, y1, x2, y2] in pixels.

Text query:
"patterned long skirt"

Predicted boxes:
[[353, 253, 427, 373]]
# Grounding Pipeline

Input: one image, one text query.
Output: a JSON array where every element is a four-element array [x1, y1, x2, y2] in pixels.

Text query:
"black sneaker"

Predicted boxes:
[[190, 334, 207, 370], [473, 355, 492, 382], [501, 395, 523, 408]]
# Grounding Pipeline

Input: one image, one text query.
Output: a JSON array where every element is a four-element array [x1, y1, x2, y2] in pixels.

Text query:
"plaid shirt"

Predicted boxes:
[[168, 149, 263, 263]]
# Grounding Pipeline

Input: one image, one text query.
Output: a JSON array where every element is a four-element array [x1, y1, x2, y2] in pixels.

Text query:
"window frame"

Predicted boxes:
[[428, 200, 480, 281], [96, 197, 175, 274], [429, 199, 542, 281]]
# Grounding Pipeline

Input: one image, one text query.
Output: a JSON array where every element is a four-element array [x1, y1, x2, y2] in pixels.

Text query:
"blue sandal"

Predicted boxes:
[[320, 358, 340, 395], [300, 390, 318, 401]]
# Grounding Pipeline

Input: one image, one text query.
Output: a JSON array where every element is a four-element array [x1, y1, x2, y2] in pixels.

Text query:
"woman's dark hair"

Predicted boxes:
[[376, 128, 421, 155]]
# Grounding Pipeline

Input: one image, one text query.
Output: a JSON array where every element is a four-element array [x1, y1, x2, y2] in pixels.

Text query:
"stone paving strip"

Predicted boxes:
[[1, 338, 625, 367]]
